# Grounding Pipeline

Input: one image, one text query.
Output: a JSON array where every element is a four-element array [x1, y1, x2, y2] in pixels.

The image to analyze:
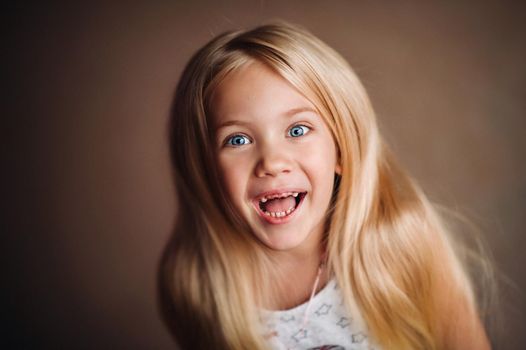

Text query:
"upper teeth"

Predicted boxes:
[[259, 192, 299, 202]]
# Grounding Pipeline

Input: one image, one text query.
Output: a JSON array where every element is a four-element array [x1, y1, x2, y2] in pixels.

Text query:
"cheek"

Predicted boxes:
[[302, 137, 338, 197], [217, 155, 248, 203], [300, 136, 338, 172]]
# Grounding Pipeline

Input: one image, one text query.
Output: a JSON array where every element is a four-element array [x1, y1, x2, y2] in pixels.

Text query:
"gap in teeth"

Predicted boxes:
[[260, 192, 299, 203]]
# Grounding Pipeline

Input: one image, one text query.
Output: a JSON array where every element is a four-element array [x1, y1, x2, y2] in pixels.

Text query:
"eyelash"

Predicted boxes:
[[288, 124, 310, 137], [225, 134, 252, 147], [223, 124, 311, 147]]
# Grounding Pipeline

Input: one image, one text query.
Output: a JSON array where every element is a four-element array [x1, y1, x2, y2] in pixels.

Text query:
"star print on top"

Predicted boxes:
[[261, 279, 380, 350]]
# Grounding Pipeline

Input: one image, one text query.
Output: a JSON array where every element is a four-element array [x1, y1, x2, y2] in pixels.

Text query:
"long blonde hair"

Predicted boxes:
[[159, 22, 492, 349]]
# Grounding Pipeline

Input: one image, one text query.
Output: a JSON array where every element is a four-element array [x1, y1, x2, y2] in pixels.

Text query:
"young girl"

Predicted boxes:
[[159, 22, 493, 349]]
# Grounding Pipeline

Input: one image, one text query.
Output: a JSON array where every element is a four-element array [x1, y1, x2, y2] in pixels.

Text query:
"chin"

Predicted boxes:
[[259, 234, 309, 252]]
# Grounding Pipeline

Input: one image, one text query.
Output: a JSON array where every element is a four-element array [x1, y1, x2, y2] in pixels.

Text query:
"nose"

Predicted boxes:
[[254, 144, 292, 178]]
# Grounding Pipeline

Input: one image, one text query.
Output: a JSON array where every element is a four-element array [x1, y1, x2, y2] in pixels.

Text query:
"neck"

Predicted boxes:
[[272, 245, 325, 273], [265, 239, 329, 310], [271, 220, 327, 267]]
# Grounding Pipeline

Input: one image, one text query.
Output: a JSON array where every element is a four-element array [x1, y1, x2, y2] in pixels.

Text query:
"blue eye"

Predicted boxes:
[[288, 125, 310, 137], [226, 134, 251, 147]]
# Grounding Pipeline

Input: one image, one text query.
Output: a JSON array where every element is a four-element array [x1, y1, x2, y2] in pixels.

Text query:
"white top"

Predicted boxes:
[[261, 279, 379, 350]]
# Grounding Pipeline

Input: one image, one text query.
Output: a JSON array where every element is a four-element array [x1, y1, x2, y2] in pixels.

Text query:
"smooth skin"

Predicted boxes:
[[211, 61, 339, 257], [210, 61, 339, 308]]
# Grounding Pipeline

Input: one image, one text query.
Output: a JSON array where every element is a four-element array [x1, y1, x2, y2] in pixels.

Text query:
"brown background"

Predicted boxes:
[[5, 1, 525, 349]]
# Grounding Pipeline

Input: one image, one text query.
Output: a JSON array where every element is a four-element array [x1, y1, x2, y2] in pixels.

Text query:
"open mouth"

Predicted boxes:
[[255, 191, 307, 219]]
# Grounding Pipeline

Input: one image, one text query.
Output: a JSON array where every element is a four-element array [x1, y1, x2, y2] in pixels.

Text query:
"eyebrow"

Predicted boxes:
[[216, 106, 318, 130]]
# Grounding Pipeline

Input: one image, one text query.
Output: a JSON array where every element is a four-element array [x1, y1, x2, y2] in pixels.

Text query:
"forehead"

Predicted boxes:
[[208, 61, 316, 127]]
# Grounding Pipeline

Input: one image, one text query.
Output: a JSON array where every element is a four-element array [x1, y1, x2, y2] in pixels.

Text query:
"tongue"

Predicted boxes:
[[265, 196, 296, 213]]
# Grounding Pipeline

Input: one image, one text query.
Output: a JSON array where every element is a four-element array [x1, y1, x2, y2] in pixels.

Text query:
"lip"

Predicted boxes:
[[251, 189, 307, 225]]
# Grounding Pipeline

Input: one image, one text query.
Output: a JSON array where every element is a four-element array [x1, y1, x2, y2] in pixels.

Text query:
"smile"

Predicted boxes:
[[253, 190, 307, 223]]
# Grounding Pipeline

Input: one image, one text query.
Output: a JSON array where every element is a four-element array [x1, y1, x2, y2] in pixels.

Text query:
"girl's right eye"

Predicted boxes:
[[225, 134, 252, 147]]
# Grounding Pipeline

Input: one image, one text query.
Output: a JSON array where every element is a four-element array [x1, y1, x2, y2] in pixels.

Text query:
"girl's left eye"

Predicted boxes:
[[288, 125, 310, 137]]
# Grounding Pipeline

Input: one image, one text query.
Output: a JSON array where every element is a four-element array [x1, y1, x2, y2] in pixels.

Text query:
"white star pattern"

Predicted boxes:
[[291, 329, 308, 342], [264, 279, 375, 349], [314, 303, 332, 316], [280, 315, 295, 323], [352, 332, 367, 343], [336, 317, 351, 328]]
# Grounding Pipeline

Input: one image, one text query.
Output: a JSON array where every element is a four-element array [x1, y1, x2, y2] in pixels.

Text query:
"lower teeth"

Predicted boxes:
[[265, 206, 296, 218]]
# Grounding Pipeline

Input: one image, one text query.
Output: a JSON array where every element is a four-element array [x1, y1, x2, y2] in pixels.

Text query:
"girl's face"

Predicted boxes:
[[210, 61, 340, 254]]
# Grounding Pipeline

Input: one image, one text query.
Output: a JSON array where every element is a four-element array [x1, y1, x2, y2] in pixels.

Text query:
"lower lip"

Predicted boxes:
[[255, 194, 306, 225]]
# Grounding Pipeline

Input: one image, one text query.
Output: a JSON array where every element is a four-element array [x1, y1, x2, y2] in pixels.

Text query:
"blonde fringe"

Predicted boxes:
[[159, 21, 496, 349]]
